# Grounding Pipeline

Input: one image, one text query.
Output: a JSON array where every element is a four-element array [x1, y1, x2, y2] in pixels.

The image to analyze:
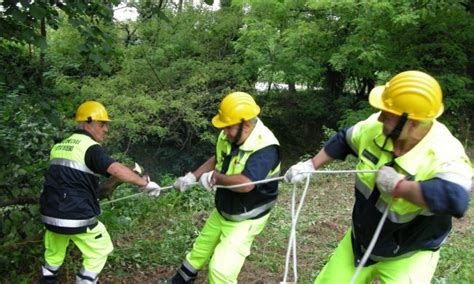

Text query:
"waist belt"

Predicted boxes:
[[219, 200, 276, 221], [41, 215, 97, 228]]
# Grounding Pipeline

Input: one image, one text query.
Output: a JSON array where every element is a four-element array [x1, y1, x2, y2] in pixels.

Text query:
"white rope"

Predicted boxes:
[[280, 169, 378, 284], [100, 168, 385, 284], [283, 178, 297, 284], [100, 184, 177, 205], [306, 169, 378, 174], [101, 176, 285, 206], [292, 181, 299, 282], [282, 175, 311, 283], [101, 170, 375, 205], [216, 176, 284, 189], [349, 200, 392, 284]]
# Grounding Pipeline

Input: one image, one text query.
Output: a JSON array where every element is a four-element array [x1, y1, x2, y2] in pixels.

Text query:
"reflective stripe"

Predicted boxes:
[[182, 259, 198, 274], [355, 176, 372, 199], [41, 215, 97, 228], [79, 268, 98, 280], [42, 264, 59, 276], [220, 200, 276, 221], [374, 200, 419, 224], [76, 274, 98, 284], [356, 176, 428, 223], [438, 233, 449, 247], [44, 263, 60, 272], [177, 259, 198, 281], [50, 158, 98, 176], [436, 172, 472, 191], [177, 269, 194, 282], [177, 269, 192, 282], [419, 208, 435, 216]]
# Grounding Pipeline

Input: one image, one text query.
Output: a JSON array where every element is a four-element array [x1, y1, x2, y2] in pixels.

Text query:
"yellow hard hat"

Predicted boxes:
[[75, 101, 111, 122], [369, 70, 444, 120], [212, 92, 260, 128]]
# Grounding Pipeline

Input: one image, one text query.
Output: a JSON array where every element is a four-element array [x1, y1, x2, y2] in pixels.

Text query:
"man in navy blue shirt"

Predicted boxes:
[[168, 92, 281, 283], [40, 101, 161, 284], [285, 71, 472, 283]]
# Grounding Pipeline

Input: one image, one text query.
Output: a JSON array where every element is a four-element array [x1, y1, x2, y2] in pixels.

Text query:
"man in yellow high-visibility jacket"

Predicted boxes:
[[285, 71, 472, 284], [39, 101, 161, 284], [168, 92, 281, 283]]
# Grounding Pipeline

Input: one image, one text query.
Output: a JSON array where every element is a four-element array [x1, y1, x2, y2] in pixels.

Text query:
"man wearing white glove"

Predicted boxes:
[[168, 92, 281, 284], [173, 172, 197, 192], [199, 171, 216, 192], [144, 181, 162, 197], [375, 166, 406, 198], [285, 71, 472, 284], [39, 101, 155, 284], [284, 159, 315, 184]]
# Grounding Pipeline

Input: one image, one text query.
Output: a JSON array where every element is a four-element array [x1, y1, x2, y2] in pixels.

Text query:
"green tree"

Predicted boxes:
[[235, 0, 329, 93]]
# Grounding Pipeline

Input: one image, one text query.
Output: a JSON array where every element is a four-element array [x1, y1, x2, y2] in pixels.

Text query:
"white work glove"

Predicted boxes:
[[132, 162, 143, 175], [199, 171, 216, 192], [143, 181, 162, 197], [284, 159, 315, 184], [376, 166, 405, 197], [173, 172, 197, 192]]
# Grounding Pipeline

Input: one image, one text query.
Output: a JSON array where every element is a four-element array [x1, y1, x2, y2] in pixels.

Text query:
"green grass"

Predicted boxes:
[[4, 168, 473, 283], [433, 217, 474, 283]]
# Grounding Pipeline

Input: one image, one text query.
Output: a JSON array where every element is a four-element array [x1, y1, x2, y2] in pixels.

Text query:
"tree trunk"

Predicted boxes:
[[37, 17, 46, 87], [325, 66, 344, 97], [288, 81, 296, 95]]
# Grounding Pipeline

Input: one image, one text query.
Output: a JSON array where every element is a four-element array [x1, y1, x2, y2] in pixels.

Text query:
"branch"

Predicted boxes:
[[143, 50, 164, 87]]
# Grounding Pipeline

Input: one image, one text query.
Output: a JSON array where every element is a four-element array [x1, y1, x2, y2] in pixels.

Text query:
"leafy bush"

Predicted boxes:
[[0, 84, 60, 277]]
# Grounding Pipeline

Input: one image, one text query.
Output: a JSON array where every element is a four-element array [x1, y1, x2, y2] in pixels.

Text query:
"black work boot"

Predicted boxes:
[[39, 276, 58, 284], [76, 270, 98, 284], [167, 262, 198, 284], [39, 265, 59, 284]]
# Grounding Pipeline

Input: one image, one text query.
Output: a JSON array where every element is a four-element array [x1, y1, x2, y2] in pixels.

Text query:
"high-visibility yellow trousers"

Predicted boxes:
[[186, 208, 270, 284], [314, 229, 440, 284], [44, 221, 114, 274]]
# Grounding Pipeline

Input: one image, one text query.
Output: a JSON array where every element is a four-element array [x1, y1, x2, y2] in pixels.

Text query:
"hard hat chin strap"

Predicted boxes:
[[382, 112, 408, 149], [232, 119, 245, 146]]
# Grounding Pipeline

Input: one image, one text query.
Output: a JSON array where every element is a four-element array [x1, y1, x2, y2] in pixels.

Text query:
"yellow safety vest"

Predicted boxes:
[[40, 133, 101, 230], [346, 112, 472, 260], [215, 118, 281, 221]]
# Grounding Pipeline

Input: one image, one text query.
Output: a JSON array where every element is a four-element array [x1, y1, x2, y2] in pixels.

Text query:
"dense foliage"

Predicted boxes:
[[0, 0, 473, 281]]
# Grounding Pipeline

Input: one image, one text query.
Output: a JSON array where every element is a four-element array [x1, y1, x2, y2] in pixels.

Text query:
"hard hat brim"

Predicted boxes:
[[212, 114, 228, 128], [368, 85, 386, 111], [369, 85, 444, 119], [75, 118, 112, 122], [434, 104, 444, 119]]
